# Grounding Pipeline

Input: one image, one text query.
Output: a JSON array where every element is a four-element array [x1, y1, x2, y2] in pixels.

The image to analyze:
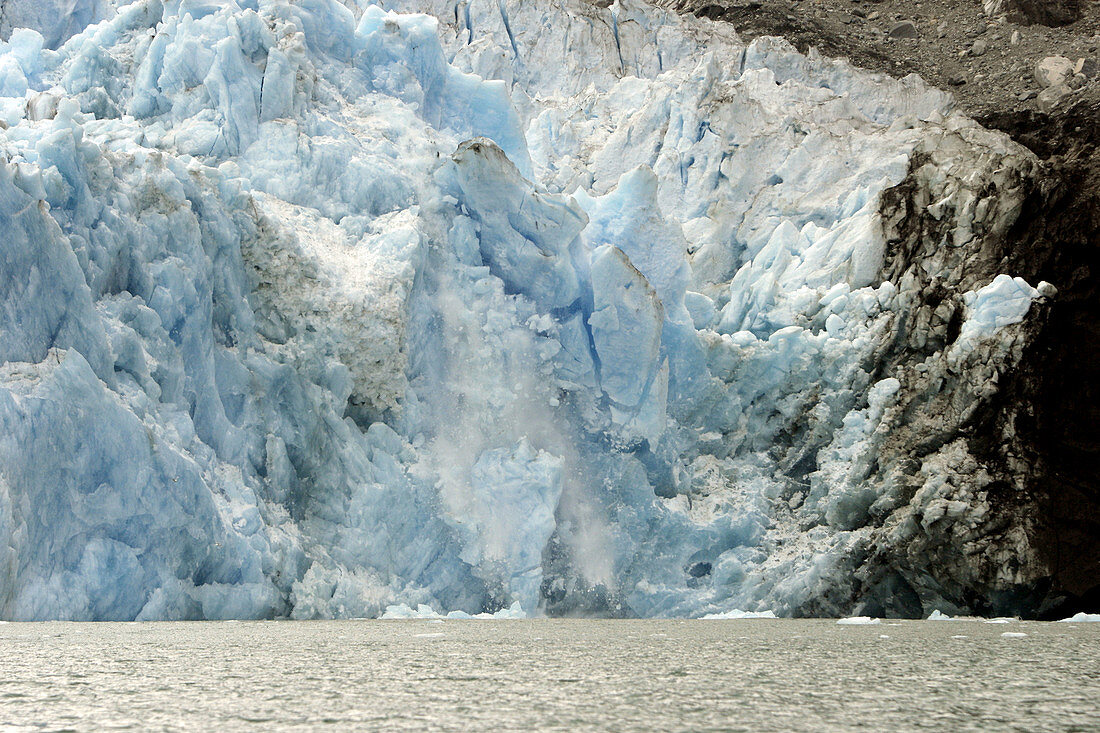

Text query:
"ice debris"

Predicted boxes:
[[382, 602, 526, 620]]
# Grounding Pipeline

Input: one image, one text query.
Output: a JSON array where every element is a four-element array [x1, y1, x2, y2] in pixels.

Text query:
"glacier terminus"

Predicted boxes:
[[0, 0, 1070, 620]]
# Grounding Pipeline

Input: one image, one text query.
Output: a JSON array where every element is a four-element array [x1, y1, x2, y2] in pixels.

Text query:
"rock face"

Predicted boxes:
[[972, 97, 1100, 618], [0, 0, 1095, 620]]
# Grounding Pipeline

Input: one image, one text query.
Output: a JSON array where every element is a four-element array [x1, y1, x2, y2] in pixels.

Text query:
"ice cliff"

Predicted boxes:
[[0, 0, 1057, 619]]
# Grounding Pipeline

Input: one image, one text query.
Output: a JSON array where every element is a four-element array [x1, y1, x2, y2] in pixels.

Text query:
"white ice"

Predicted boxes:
[[700, 609, 778, 619], [837, 616, 881, 625], [1056, 612, 1100, 623]]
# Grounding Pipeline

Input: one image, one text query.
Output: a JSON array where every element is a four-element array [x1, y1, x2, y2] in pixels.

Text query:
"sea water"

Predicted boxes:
[[1, 619, 1097, 731]]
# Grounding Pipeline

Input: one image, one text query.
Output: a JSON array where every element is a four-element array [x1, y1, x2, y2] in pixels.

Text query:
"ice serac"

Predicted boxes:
[[588, 244, 666, 441], [0, 0, 1066, 620]]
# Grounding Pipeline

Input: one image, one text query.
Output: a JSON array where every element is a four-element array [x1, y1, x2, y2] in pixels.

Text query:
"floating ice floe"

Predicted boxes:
[[699, 609, 778, 619], [1056, 612, 1100, 623], [837, 617, 881, 625]]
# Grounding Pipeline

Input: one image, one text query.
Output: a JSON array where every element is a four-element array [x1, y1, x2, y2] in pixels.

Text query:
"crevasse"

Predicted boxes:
[[0, 0, 1041, 620]]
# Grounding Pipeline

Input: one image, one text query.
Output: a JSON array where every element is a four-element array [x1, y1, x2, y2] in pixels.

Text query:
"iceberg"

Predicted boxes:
[[0, 0, 1051, 620], [837, 617, 881, 626]]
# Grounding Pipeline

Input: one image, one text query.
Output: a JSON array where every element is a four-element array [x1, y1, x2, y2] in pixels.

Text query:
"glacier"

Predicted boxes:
[[0, 0, 1054, 620]]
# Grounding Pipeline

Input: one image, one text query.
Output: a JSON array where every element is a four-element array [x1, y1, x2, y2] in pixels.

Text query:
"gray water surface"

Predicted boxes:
[[1, 619, 1097, 731]]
